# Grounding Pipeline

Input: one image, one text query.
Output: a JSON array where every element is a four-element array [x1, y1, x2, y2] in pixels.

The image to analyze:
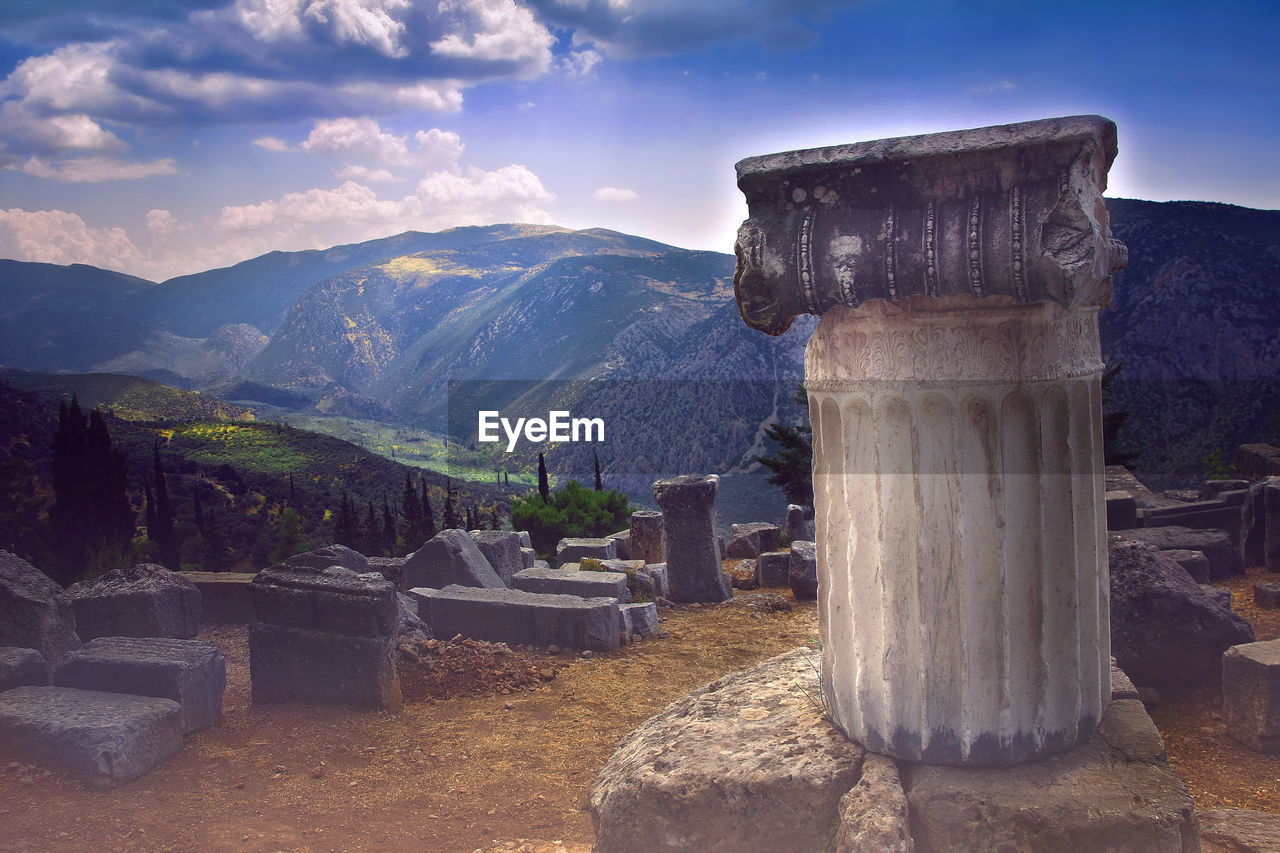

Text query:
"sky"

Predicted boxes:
[[0, 0, 1277, 282]]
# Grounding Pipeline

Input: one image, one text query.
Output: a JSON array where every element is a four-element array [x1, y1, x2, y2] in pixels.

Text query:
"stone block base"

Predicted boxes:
[[0, 647, 46, 692], [184, 572, 257, 624], [410, 585, 620, 652], [249, 623, 401, 711], [1223, 639, 1280, 752], [0, 686, 182, 789], [53, 636, 226, 733], [512, 567, 630, 600], [590, 648, 1198, 853]]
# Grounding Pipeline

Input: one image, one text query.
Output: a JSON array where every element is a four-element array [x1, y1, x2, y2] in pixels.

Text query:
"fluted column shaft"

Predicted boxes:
[[807, 296, 1109, 765]]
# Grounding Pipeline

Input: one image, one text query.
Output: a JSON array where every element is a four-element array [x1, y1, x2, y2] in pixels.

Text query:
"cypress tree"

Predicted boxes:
[[421, 477, 437, 540], [382, 495, 396, 557], [364, 500, 378, 556], [444, 487, 459, 530], [400, 472, 421, 551], [193, 481, 206, 536], [593, 451, 603, 491], [537, 452, 549, 504]]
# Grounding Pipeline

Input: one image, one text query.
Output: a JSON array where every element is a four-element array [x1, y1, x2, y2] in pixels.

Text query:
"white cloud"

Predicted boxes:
[[336, 163, 397, 182], [303, 0, 413, 58], [145, 209, 188, 241], [518, 101, 536, 111], [561, 48, 601, 80], [217, 163, 554, 248], [300, 117, 464, 170], [252, 136, 292, 151], [430, 0, 555, 70], [593, 186, 637, 202], [968, 80, 1017, 94], [12, 156, 179, 183], [0, 207, 149, 274]]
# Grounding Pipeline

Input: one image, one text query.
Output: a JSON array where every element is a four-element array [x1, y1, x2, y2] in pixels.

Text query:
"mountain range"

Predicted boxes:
[[1, 199, 1277, 504]]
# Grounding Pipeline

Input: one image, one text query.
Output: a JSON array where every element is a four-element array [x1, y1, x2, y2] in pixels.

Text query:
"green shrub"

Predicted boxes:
[[511, 480, 632, 559]]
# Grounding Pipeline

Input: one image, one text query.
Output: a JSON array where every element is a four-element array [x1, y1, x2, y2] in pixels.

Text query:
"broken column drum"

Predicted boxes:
[[734, 116, 1128, 765]]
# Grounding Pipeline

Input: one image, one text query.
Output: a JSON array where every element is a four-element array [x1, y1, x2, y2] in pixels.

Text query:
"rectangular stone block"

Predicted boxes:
[[727, 523, 782, 559], [1224, 640, 1280, 752], [469, 530, 524, 585], [251, 566, 398, 638], [53, 636, 226, 734], [0, 646, 46, 692], [67, 564, 201, 640], [620, 602, 659, 639], [184, 572, 256, 625], [404, 529, 505, 590], [555, 538, 617, 568], [1105, 490, 1139, 530], [606, 530, 633, 561], [645, 564, 669, 599], [755, 551, 791, 588], [0, 686, 182, 789], [410, 585, 620, 652], [520, 547, 536, 570], [1236, 444, 1280, 480], [513, 567, 630, 601], [1144, 501, 1243, 546], [248, 623, 401, 710], [366, 556, 407, 591]]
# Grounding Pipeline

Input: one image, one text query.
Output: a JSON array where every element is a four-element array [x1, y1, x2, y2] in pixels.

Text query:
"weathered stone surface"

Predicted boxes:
[[0, 646, 46, 692], [469, 530, 523, 585], [619, 602, 660, 639], [1201, 480, 1251, 500], [1117, 526, 1244, 580], [251, 565, 399, 637], [404, 529, 504, 590], [728, 559, 759, 589], [786, 504, 814, 544], [1163, 549, 1211, 583], [281, 543, 369, 574], [629, 511, 664, 565], [1236, 444, 1280, 480], [1223, 640, 1280, 752], [789, 540, 817, 600], [1267, 480, 1280, 572], [1145, 501, 1245, 549], [598, 559, 654, 603], [249, 623, 401, 710], [834, 753, 913, 853], [1110, 539, 1254, 687], [644, 563, 669, 599], [184, 572, 256, 624], [0, 686, 182, 789], [905, 699, 1198, 853], [0, 551, 79, 677], [366, 556, 407, 591], [1240, 479, 1271, 568], [589, 647, 865, 853], [520, 547, 536, 570], [1198, 807, 1280, 853], [512, 567, 630, 601], [745, 117, 1121, 767], [734, 116, 1125, 335], [67, 563, 201, 641], [555, 537, 617, 568], [653, 475, 732, 603], [1255, 583, 1280, 609], [410, 585, 620, 653], [1202, 586, 1234, 610], [726, 522, 781, 559], [606, 529, 633, 561], [515, 530, 533, 549], [53, 636, 226, 734], [755, 551, 791, 588], [1111, 658, 1140, 700], [1106, 490, 1140, 530], [397, 593, 431, 639]]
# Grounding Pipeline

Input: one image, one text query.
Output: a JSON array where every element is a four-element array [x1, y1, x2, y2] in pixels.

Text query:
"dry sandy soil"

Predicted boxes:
[[3, 566, 1279, 852], [0, 589, 817, 853]]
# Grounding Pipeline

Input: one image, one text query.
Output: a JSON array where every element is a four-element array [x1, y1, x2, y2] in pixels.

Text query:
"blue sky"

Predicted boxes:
[[0, 0, 1276, 280]]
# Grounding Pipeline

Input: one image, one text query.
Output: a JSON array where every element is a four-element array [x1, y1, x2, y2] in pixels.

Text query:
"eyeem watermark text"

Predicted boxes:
[[477, 410, 604, 452]]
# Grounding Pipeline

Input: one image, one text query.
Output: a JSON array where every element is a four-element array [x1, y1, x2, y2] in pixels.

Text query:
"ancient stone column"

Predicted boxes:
[[630, 510, 666, 565], [653, 475, 732, 602], [734, 116, 1128, 766]]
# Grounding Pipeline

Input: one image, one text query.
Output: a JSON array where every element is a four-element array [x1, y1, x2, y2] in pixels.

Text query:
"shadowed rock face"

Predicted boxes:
[[733, 115, 1127, 336], [0, 550, 80, 677]]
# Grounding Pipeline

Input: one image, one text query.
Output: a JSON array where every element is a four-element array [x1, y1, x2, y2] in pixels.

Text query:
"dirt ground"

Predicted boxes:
[[1150, 566, 1280, 814], [5, 562, 1280, 852], [0, 591, 818, 853]]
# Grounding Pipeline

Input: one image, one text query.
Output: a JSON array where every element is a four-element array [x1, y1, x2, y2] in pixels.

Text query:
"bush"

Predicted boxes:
[[511, 480, 632, 559]]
